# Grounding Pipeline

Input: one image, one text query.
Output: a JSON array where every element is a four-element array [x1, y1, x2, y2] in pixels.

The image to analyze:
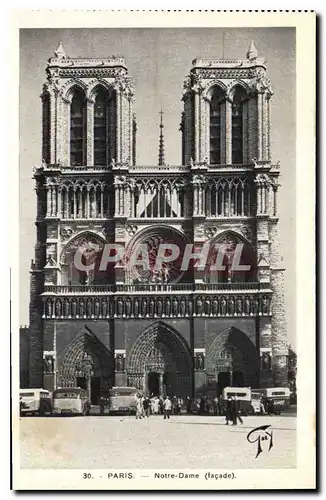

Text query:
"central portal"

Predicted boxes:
[[147, 372, 160, 396]]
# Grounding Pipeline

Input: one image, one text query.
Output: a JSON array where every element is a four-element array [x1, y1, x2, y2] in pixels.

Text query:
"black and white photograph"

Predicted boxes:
[[12, 10, 315, 490]]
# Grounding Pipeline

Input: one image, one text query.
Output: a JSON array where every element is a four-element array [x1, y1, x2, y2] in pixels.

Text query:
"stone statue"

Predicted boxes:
[[262, 296, 269, 315], [251, 297, 259, 315], [115, 354, 125, 372], [79, 299, 85, 318], [180, 297, 186, 317], [228, 297, 235, 315], [172, 297, 179, 317], [141, 298, 147, 317], [133, 298, 139, 317], [165, 297, 171, 317], [220, 297, 227, 316], [47, 300, 52, 318], [71, 299, 77, 317], [125, 298, 131, 317], [101, 299, 108, 318], [55, 300, 62, 317], [212, 298, 218, 316], [236, 297, 243, 315], [94, 299, 100, 317], [64, 299, 70, 318], [44, 356, 53, 373], [157, 298, 163, 317], [117, 298, 123, 316], [261, 353, 271, 370], [204, 298, 211, 316], [149, 298, 155, 317], [196, 353, 205, 371], [87, 299, 93, 317], [196, 297, 203, 315], [187, 299, 193, 317], [244, 296, 251, 315]]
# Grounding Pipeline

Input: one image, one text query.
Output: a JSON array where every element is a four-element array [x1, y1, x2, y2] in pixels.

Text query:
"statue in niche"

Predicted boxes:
[[109, 300, 115, 317], [79, 299, 85, 318], [204, 298, 211, 316], [87, 299, 93, 317], [44, 355, 54, 373], [156, 297, 163, 317], [228, 297, 235, 315], [125, 298, 131, 317], [261, 353, 272, 370], [251, 297, 259, 315], [115, 354, 125, 372], [220, 297, 227, 316], [196, 297, 203, 315], [149, 298, 155, 317], [188, 299, 193, 317], [195, 353, 205, 371], [55, 300, 62, 317], [117, 298, 123, 316], [211, 297, 218, 316], [141, 298, 147, 317], [133, 298, 139, 317], [236, 297, 243, 315], [180, 297, 186, 316], [261, 296, 269, 315], [165, 297, 171, 317], [244, 296, 251, 315], [101, 299, 108, 318], [71, 299, 77, 317], [64, 299, 70, 318], [172, 297, 179, 316], [47, 300, 52, 318], [94, 299, 100, 317]]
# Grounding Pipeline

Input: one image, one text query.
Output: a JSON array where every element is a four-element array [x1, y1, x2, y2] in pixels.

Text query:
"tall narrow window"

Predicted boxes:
[[94, 90, 108, 166], [70, 89, 85, 166], [210, 88, 223, 165], [232, 87, 246, 164]]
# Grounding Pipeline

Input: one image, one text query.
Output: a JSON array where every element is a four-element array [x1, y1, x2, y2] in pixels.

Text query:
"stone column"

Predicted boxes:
[[116, 91, 121, 163], [194, 92, 200, 162], [86, 97, 94, 166], [257, 92, 263, 161], [225, 98, 232, 164]]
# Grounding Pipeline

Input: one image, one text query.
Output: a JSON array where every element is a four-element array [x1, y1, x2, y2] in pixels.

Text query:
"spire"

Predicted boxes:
[[158, 109, 165, 167], [54, 41, 66, 59], [247, 40, 258, 61]]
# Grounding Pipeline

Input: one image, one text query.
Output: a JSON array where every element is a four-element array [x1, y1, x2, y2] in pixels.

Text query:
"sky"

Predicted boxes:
[[19, 27, 296, 346]]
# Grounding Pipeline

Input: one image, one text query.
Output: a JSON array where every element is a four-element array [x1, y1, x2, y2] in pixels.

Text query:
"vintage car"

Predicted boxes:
[[52, 387, 91, 416], [20, 388, 52, 416], [219, 387, 261, 416], [251, 387, 291, 414], [100, 386, 140, 415]]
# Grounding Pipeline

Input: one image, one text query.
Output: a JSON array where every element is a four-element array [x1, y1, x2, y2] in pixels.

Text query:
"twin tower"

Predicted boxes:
[[28, 41, 288, 400]]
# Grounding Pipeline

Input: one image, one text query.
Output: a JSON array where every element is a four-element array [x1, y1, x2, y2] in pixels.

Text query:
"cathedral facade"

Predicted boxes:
[[28, 41, 288, 403]]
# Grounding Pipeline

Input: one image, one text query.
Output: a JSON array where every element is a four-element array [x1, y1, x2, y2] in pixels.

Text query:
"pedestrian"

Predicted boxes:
[[213, 396, 218, 416], [163, 396, 172, 419], [153, 396, 160, 415], [159, 396, 164, 415], [232, 396, 243, 426], [186, 396, 191, 414], [136, 394, 143, 419], [225, 395, 232, 425], [143, 396, 151, 418]]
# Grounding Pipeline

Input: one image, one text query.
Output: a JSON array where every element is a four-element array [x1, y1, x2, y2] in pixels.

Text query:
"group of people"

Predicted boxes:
[[225, 395, 243, 426], [136, 394, 173, 419]]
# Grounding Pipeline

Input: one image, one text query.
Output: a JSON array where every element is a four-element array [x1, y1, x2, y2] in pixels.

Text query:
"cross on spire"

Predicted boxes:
[[158, 109, 165, 167]]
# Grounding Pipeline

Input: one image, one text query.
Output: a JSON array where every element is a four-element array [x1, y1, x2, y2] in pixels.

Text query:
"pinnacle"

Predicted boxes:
[[247, 40, 258, 61], [54, 41, 66, 59]]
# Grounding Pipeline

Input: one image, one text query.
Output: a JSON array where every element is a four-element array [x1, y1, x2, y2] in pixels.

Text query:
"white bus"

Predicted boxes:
[[20, 388, 52, 416]]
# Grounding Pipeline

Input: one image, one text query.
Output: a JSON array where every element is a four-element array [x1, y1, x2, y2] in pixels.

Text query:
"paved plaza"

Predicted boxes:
[[20, 414, 296, 470]]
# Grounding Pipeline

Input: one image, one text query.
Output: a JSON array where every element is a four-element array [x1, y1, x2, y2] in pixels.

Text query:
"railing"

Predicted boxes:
[[44, 281, 270, 295]]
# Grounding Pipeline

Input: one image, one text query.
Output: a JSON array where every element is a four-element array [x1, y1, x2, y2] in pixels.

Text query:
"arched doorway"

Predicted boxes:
[[126, 322, 192, 398], [206, 326, 259, 396], [58, 327, 114, 404]]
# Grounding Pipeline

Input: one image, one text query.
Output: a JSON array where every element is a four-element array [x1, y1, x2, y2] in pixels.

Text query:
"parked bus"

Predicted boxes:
[[220, 387, 261, 416], [103, 386, 139, 415], [52, 387, 91, 416], [20, 389, 52, 416], [252, 387, 290, 414]]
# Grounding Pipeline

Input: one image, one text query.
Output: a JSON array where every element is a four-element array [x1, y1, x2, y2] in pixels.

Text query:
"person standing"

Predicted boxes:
[[225, 395, 233, 425], [136, 395, 143, 419], [143, 396, 151, 418], [213, 396, 219, 416], [232, 396, 243, 425], [163, 396, 172, 419]]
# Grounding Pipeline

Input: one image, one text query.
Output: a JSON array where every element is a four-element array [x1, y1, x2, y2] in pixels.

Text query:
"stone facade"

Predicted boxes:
[[27, 41, 288, 401]]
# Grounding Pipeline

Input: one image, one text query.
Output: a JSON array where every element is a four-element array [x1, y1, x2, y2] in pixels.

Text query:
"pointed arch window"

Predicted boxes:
[[94, 89, 108, 166], [232, 87, 246, 164], [210, 88, 224, 165], [70, 89, 85, 166]]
